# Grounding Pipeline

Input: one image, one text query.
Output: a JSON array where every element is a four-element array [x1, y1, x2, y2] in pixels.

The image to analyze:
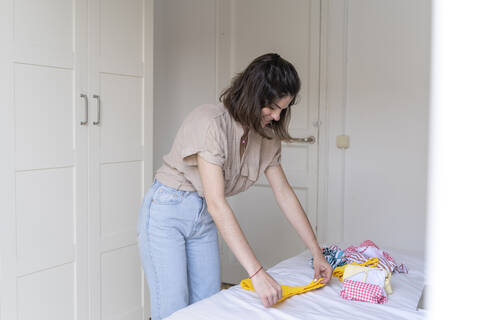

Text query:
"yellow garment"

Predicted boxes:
[[385, 272, 393, 295], [332, 257, 379, 282], [343, 264, 381, 281], [240, 278, 326, 304]]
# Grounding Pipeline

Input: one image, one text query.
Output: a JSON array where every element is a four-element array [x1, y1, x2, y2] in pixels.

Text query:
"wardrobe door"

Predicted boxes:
[[87, 0, 153, 319], [0, 0, 89, 319]]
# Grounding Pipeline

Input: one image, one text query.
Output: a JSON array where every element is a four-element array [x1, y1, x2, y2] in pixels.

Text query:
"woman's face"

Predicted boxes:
[[261, 96, 293, 128]]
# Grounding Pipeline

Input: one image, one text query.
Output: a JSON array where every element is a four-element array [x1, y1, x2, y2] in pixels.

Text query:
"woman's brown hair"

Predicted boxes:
[[219, 53, 301, 141]]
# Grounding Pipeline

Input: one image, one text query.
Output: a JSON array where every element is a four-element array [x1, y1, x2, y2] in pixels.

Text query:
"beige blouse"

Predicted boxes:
[[155, 103, 281, 197]]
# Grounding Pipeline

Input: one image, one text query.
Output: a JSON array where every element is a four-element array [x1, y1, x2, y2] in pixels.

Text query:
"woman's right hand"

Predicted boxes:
[[250, 269, 283, 307]]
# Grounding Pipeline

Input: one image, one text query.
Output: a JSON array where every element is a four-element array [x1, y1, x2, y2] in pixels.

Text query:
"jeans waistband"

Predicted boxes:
[[153, 180, 199, 198]]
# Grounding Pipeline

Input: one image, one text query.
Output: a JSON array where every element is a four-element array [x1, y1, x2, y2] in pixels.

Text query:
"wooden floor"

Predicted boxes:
[[221, 282, 235, 290]]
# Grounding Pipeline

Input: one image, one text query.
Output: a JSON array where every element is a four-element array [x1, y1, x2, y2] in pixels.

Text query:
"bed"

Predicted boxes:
[[165, 244, 426, 319]]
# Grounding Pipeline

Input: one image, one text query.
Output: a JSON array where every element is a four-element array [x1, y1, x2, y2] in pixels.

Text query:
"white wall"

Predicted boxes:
[[328, 0, 431, 256], [153, 0, 217, 171]]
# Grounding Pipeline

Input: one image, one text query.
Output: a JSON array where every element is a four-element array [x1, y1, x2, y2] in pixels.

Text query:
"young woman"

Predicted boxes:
[[137, 53, 332, 319]]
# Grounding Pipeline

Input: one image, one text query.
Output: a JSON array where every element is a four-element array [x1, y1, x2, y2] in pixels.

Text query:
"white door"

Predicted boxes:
[[217, 0, 323, 284], [341, 1, 429, 254], [321, 0, 430, 254], [0, 0, 89, 319], [87, 0, 153, 319]]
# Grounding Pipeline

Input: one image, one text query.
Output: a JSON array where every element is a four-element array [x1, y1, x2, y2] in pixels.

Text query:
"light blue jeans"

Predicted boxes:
[[137, 180, 221, 319]]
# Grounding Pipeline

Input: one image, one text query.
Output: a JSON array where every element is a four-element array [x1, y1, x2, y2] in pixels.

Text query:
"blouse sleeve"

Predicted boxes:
[[180, 115, 226, 168], [265, 138, 282, 169]]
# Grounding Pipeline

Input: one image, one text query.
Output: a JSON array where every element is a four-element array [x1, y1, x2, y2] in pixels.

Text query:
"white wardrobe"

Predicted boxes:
[[0, 0, 153, 319]]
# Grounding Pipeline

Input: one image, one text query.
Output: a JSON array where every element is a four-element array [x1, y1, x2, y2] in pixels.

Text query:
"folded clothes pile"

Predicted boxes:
[[311, 240, 407, 305]]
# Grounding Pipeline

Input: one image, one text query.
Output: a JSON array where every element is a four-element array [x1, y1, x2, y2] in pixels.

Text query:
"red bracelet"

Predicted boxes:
[[249, 266, 263, 279]]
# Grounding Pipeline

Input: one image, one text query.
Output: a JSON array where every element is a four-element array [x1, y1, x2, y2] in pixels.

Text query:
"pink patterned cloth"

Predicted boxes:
[[344, 240, 408, 274], [340, 280, 387, 304]]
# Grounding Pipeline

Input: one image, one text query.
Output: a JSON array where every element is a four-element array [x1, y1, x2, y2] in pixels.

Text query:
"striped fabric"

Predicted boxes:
[[309, 245, 347, 269], [344, 240, 408, 274]]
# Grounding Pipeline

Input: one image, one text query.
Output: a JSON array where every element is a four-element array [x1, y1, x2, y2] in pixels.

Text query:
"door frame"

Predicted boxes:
[[320, 0, 349, 244]]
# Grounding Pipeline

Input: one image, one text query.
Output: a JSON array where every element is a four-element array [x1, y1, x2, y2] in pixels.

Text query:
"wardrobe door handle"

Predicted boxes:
[[80, 93, 88, 125], [93, 94, 100, 125]]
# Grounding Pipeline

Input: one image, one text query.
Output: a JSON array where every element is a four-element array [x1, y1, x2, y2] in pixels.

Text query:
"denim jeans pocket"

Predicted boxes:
[[152, 184, 186, 205]]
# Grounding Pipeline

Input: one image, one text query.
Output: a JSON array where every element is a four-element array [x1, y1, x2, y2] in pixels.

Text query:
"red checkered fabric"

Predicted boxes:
[[340, 280, 387, 304]]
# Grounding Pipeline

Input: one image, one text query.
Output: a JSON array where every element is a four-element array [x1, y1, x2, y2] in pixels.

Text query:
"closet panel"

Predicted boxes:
[[13, 0, 74, 68], [101, 246, 143, 320], [14, 64, 74, 170], [17, 264, 75, 320], [99, 0, 144, 76], [16, 168, 74, 276], [100, 161, 143, 251], [99, 74, 143, 163]]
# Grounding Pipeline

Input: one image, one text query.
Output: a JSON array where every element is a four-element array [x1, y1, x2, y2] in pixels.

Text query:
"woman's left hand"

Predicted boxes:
[[312, 253, 333, 284]]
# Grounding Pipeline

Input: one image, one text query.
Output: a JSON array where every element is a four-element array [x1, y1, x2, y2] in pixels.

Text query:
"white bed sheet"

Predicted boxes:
[[166, 246, 426, 320]]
